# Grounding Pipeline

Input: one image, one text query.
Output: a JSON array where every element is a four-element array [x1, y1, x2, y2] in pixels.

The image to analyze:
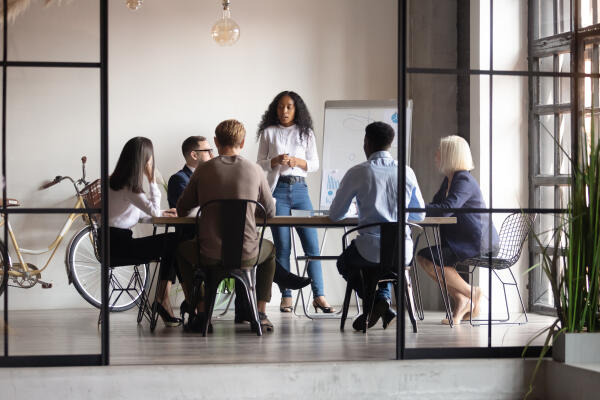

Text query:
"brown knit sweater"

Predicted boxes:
[[176, 155, 275, 260]]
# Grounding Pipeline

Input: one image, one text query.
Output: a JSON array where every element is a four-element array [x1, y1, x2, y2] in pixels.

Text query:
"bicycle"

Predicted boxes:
[[0, 156, 150, 312]]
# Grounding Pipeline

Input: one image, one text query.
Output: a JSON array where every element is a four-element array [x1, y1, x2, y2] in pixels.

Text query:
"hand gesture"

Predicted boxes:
[[145, 157, 155, 183], [161, 208, 177, 217], [288, 156, 297, 168], [271, 154, 290, 168]]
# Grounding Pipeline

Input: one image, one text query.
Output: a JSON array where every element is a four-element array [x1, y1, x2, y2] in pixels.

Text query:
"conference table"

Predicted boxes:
[[151, 215, 457, 326]]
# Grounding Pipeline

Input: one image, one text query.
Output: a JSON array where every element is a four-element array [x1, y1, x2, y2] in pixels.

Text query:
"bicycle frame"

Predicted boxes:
[[0, 195, 89, 279]]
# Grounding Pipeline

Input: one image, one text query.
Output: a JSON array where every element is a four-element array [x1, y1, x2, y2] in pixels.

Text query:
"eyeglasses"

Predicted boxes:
[[193, 149, 214, 154]]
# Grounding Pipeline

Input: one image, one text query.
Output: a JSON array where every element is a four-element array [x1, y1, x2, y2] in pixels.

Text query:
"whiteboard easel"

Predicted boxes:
[[319, 100, 413, 211]]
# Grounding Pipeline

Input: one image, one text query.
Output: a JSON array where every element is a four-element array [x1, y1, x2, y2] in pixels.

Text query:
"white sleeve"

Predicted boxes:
[[256, 131, 273, 173], [305, 130, 319, 173], [126, 182, 162, 218]]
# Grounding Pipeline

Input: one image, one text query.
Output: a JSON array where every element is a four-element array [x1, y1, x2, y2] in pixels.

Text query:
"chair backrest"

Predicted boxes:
[[197, 199, 267, 269], [496, 213, 536, 264], [379, 222, 399, 271]]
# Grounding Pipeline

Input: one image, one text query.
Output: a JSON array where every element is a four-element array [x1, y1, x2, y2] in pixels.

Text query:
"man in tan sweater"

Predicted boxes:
[[176, 119, 277, 332]]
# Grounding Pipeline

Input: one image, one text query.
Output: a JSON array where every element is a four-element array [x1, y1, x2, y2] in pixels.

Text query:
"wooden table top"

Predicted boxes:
[[151, 216, 456, 227]]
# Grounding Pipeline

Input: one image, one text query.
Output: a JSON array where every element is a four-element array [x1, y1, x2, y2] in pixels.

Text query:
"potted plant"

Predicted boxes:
[[524, 122, 600, 396]]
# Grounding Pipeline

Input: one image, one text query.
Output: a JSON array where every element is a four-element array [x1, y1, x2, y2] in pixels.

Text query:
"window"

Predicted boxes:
[[529, 0, 599, 312]]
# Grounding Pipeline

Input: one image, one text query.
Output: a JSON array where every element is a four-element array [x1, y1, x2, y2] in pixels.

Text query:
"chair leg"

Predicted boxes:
[[509, 268, 528, 323], [340, 282, 353, 331], [404, 270, 418, 333], [241, 268, 262, 336], [218, 290, 235, 317], [203, 273, 220, 337], [469, 267, 475, 326], [410, 262, 425, 320], [423, 229, 453, 327]]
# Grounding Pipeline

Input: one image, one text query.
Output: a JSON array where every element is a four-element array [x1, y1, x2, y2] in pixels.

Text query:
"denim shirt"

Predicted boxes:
[[329, 151, 425, 264]]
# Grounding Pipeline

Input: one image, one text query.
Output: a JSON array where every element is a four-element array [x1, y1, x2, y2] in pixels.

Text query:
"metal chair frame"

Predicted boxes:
[[339, 222, 420, 333], [192, 199, 268, 337], [456, 213, 536, 326]]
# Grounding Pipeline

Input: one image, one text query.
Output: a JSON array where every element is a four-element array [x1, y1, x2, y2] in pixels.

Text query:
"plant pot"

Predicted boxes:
[[552, 332, 600, 363]]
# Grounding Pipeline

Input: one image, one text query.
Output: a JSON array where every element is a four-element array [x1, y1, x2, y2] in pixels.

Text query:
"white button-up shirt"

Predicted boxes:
[[108, 182, 162, 229], [329, 151, 425, 264], [257, 124, 319, 192]]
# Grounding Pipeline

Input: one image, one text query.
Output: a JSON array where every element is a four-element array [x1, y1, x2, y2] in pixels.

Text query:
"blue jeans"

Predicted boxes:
[[271, 181, 325, 298]]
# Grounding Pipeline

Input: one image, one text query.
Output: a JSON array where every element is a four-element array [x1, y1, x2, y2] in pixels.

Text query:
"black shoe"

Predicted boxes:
[[154, 301, 182, 327], [352, 313, 368, 331], [180, 300, 191, 324], [370, 299, 392, 328], [312, 299, 335, 313], [273, 262, 312, 290], [382, 307, 397, 329], [351, 299, 392, 331], [184, 312, 213, 333]]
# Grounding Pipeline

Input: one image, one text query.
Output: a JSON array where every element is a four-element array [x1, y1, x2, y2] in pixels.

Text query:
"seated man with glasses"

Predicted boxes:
[[167, 135, 214, 209]]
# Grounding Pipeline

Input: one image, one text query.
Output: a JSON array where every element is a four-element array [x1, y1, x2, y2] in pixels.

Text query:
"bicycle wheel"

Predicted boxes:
[[67, 226, 149, 311]]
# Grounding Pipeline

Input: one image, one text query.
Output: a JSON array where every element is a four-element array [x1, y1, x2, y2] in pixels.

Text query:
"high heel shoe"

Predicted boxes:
[[280, 297, 293, 313], [154, 301, 182, 327], [312, 299, 335, 313]]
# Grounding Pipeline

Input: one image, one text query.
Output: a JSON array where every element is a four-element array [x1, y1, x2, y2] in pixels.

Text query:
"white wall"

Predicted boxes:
[[472, 0, 530, 315], [2, 0, 398, 310]]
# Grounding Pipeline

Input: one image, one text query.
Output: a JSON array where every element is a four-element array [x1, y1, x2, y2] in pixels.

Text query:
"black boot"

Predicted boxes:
[[273, 261, 311, 290]]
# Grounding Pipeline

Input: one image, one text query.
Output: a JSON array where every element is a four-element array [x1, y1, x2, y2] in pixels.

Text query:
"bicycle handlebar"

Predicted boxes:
[[39, 156, 90, 192], [38, 176, 62, 190]]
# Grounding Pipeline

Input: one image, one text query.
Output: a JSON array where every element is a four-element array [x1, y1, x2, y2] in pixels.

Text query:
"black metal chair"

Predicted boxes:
[[339, 222, 419, 333], [191, 199, 268, 337], [455, 213, 536, 326], [90, 228, 153, 327]]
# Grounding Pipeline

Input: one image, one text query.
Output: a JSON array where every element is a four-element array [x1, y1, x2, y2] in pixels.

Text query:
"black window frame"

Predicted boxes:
[[0, 0, 109, 367]]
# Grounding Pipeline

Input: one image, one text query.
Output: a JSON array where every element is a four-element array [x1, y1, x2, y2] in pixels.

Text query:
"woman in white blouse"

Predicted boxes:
[[257, 91, 334, 313], [109, 137, 181, 326]]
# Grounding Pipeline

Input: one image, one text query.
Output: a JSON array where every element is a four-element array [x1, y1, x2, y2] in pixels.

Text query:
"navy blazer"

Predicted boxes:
[[167, 165, 194, 208], [426, 170, 499, 261]]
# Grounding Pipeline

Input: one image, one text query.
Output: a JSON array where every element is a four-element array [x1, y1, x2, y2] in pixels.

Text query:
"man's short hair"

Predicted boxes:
[[215, 119, 246, 147], [181, 136, 207, 156], [365, 121, 395, 151]]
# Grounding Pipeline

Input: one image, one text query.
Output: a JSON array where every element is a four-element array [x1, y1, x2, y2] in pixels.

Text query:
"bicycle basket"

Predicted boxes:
[[80, 179, 101, 222]]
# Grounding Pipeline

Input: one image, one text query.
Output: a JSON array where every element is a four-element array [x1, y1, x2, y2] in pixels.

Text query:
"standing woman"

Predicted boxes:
[[416, 135, 499, 324], [109, 137, 181, 326], [257, 91, 334, 313]]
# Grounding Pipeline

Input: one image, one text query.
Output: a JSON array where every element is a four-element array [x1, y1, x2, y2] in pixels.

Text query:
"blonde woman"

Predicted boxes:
[[416, 135, 499, 324]]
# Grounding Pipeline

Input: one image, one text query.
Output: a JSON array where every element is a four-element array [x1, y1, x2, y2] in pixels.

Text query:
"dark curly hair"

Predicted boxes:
[[257, 91, 314, 142]]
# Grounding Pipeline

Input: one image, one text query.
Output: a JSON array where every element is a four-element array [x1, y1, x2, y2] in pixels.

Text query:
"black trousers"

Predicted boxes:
[[337, 240, 391, 301], [109, 227, 180, 282]]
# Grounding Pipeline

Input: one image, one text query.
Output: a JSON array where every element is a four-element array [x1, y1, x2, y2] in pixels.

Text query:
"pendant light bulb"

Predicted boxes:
[[211, 0, 240, 46], [126, 0, 143, 11]]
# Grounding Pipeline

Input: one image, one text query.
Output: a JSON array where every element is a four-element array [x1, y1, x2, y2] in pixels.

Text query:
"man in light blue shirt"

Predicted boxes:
[[329, 121, 425, 330]]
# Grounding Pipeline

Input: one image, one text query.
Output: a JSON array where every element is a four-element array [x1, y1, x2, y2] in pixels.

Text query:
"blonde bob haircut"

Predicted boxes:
[[439, 135, 475, 174]]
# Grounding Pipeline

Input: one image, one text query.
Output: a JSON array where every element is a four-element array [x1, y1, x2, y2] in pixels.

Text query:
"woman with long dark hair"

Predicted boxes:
[[257, 91, 334, 313], [109, 137, 181, 326]]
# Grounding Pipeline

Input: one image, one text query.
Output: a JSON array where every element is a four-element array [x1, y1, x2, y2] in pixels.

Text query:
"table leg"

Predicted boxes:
[[422, 227, 454, 327]]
